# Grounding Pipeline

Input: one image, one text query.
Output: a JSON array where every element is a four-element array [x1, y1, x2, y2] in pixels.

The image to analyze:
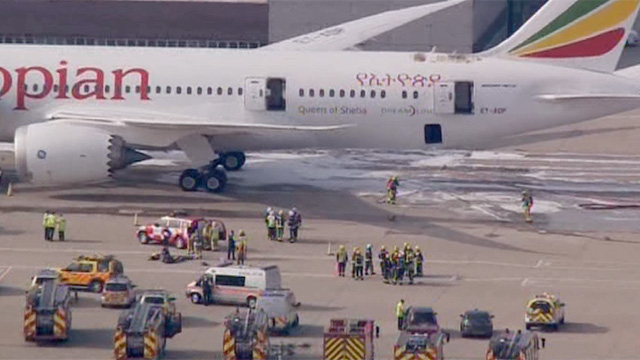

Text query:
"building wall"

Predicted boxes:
[[268, 0, 474, 53], [0, 0, 268, 45]]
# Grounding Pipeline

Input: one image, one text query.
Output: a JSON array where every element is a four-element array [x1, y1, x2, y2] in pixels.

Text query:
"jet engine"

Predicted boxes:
[[14, 122, 149, 184]]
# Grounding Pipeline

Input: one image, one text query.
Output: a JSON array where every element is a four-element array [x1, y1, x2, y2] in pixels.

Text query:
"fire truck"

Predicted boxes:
[[323, 319, 379, 360], [113, 301, 182, 359], [222, 309, 270, 360], [24, 272, 72, 342], [393, 332, 449, 360]]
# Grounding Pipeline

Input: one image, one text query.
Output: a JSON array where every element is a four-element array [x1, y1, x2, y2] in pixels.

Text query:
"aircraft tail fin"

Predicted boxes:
[[483, 0, 640, 73]]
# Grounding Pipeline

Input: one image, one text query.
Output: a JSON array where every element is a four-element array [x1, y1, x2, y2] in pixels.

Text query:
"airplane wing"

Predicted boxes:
[[49, 111, 355, 134], [261, 0, 468, 52]]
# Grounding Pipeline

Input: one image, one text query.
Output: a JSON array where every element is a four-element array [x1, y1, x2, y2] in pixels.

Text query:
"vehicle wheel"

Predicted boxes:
[[222, 152, 245, 171], [176, 237, 186, 249], [247, 296, 257, 308], [138, 232, 149, 244], [190, 293, 202, 304], [89, 280, 103, 293], [203, 169, 227, 193], [179, 169, 200, 192]]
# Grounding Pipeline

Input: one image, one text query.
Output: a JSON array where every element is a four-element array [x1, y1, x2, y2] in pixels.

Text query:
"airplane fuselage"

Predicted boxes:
[[0, 45, 638, 151]]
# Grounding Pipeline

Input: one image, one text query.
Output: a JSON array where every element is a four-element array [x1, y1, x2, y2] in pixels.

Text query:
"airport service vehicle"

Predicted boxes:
[[24, 275, 72, 342], [394, 332, 449, 360], [114, 302, 182, 360], [525, 293, 565, 331], [460, 309, 494, 338], [138, 290, 178, 317], [222, 309, 270, 360], [137, 216, 227, 249], [186, 264, 282, 307], [402, 307, 440, 335], [255, 289, 300, 335], [8, 0, 640, 194], [101, 275, 136, 308], [57, 254, 124, 293], [323, 319, 378, 360], [486, 330, 545, 360]]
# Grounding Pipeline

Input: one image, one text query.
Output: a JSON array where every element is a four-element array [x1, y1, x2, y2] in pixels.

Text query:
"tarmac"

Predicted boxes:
[[2, 111, 640, 360]]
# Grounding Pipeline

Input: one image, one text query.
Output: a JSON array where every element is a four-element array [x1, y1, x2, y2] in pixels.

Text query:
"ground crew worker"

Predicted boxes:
[[267, 211, 277, 241], [203, 221, 212, 250], [288, 207, 302, 243], [202, 274, 212, 306], [227, 230, 236, 260], [336, 245, 348, 277], [522, 190, 534, 223], [378, 245, 389, 281], [354, 248, 364, 280], [43, 211, 49, 241], [275, 210, 285, 242], [56, 213, 66, 241], [405, 248, 415, 284], [415, 246, 424, 277], [396, 299, 405, 330], [237, 230, 247, 265], [194, 233, 203, 259], [386, 175, 399, 204], [390, 246, 399, 284], [365, 244, 375, 276], [45, 211, 57, 241], [395, 251, 405, 285], [351, 247, 358, 278]]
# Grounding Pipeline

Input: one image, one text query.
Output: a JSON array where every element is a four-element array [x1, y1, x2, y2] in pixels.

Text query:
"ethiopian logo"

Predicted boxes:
[[510, 0, 640, 58]]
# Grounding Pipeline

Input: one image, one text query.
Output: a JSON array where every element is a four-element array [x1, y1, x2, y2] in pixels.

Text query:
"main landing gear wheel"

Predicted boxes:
[[179, 169, 200, 191], [221, 152, 246, 171], [203, 169, 227, 193]]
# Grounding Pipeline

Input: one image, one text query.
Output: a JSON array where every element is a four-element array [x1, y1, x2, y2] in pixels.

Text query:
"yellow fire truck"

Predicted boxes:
[[24, 273, 72, 342], [394, 332, 449, 360], [525, 293, 565, 331], [222, 309, 270, 360], [323, 319, 378, 360]]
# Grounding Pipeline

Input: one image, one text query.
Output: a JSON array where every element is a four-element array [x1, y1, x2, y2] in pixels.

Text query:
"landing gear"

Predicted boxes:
[[179, 160, 228, 193], [220, 152, 246, 172]]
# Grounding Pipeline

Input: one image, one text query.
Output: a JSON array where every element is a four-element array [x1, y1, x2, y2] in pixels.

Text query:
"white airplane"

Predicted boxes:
[[3, 0, 640, 193]]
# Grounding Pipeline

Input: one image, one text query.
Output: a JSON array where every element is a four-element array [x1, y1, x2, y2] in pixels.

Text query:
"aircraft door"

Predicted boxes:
[[434, 82, 454, 114], [244, 78, 266, 111]]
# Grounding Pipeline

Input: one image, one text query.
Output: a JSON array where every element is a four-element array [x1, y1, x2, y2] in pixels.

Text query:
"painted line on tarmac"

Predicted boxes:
[[0, 266, 12, 281]]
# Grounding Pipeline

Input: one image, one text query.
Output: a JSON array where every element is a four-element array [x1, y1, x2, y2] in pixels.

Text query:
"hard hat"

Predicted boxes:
[[366, 244, 372, 249], [292, 207, 298, 212], [393, 246, 398, 251], [267, 207, 272, 212], [239, 230, 245, 236], [278, 209, 284, 215], [380, 245, 385, 250], [415, 246, 420, 250], [339, 245, 345, 250]]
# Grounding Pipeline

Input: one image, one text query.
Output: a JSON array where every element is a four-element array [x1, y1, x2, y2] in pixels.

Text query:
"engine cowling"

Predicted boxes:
[[14, 123, 148, 184]]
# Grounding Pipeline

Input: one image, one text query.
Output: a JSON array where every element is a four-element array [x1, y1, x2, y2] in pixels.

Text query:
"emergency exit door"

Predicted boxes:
[[244, 78, 266, 111], [434, 82, 454, 114]]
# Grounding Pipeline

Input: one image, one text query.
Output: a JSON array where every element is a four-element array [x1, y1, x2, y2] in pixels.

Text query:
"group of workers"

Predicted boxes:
[[226, 229, 248, 265], [184, 219, 221, 260], [336, 243, 423, 284], [42, 211, 66, 241], [264, 207, 302, 243]]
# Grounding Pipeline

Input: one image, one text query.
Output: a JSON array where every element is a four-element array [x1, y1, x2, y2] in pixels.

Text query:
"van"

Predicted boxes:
[[185, 265, 282, 307], [255, 290, 300, 335]]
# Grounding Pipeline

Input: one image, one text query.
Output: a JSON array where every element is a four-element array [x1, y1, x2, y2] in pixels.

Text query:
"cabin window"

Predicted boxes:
[[370, 90, 376, 98], [84, 85, 90, 93], [339, 90, 345, 98], [197, 87, 202, 95], [381, 90, 386, 99], [350, 90, 355, 98], [176, 87, 182, 94], [187, 87, 192, 95], [402, 90, 407, 99], [299, 89, 304, 97], [53, 84, 59, 92], [105, 85, 110, 93], [360, 90, 366, 98], [319, 89, 325, 97], [33, 84, 38, 92], [309, 89, 315, 97], [156, 86, 161, 94], [217, 87, 223, 95], [135, 85, 140, 94], [413, 91, 419, 99], [166, 86, 171, 94], [238, 87, 243, 96], [125, 86, 131, 94], [329, 89, 335, 97], [207, 87, 213, 95], [227, 87, 233, 95]]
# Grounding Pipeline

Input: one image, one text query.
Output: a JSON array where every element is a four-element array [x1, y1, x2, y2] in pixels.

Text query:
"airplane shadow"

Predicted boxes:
[[53, 328, 115, 349], [181, 315, 220, 328], [0, 285, 26, 296], [554, 322, 608, 334], [487, 126, 640, 149]]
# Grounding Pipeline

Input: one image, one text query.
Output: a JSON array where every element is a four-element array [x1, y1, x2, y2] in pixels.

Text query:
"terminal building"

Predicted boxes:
[[0, 0, 637, 65]]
